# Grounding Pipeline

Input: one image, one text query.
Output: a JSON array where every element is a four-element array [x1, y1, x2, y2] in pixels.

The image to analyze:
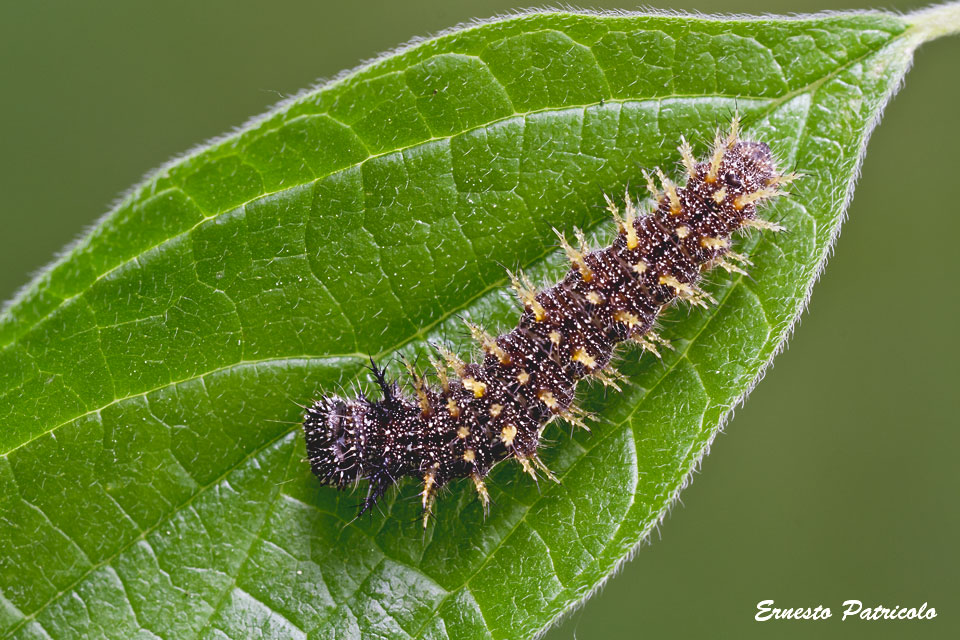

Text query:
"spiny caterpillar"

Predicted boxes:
[[303, 118, 793, 527]]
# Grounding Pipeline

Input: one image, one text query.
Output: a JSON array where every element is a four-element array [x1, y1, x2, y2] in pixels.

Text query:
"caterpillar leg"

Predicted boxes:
[[358, 475, 390, 517]]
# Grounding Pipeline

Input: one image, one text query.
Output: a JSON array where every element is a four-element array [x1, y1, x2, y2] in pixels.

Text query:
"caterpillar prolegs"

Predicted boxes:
[[302, 119, 792, 527]]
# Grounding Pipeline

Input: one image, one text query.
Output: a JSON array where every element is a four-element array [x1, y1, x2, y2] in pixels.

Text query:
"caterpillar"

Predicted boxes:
[[302, 118, 793, 527]]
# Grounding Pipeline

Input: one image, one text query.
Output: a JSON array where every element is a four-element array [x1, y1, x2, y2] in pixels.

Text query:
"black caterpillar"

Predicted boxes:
[[303, 119, 791, 526]]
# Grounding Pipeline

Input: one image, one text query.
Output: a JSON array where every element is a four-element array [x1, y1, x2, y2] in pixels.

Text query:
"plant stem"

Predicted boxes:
[[909, 1, 960, 42]]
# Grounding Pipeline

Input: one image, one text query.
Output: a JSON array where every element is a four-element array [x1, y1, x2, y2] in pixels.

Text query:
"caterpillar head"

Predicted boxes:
[[302, 394, 368, 489], [302, 359, 407, 512]]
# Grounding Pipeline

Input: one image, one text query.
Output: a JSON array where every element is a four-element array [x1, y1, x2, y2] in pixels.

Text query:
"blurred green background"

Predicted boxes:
[[1, 1, 957, 638]]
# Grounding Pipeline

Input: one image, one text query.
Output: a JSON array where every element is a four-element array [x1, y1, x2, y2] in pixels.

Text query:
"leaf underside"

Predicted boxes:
[[0, 9, 920, 640]]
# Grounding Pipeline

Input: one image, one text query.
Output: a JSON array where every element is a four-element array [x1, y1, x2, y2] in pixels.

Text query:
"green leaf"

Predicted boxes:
[[1, 5, 955, 639]]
